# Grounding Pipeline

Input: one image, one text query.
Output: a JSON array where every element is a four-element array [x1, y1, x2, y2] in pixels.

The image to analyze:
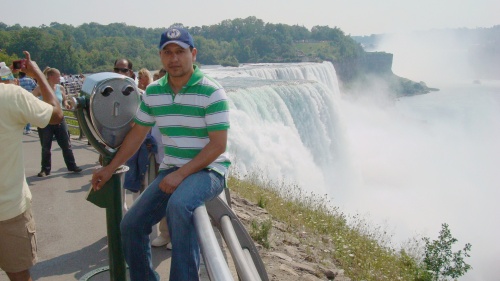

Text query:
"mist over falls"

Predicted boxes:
[[203, 60, 500, 281]]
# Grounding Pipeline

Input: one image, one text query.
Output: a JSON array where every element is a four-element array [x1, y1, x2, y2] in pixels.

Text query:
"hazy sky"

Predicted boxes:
[[0, 0, 497, 36]]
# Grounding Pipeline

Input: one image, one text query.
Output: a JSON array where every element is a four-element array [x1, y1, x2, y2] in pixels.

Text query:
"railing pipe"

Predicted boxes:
[[244, 248, 262, 280], [193, 205, 235, 281], [220, 215, 261, 281]]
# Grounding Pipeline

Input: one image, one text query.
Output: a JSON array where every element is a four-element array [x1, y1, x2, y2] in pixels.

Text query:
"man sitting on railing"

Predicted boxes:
[[91, 27, 230, 281]]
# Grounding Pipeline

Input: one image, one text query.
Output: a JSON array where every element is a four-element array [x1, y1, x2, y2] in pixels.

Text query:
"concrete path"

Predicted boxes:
[[0, 132, 224, 281]]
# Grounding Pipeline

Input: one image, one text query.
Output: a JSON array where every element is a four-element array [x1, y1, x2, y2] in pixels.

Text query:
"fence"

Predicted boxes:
[[64, 106, 84, 140], [64, 81, 83, 96], [63, 81, 84, 139]]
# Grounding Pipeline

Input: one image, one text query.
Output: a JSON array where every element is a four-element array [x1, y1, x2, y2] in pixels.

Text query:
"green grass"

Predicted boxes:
[[63, 110, 81, 137], [250, 219, 273, 249], [228, 174, 426, 281], [295, 42, 336, 58]]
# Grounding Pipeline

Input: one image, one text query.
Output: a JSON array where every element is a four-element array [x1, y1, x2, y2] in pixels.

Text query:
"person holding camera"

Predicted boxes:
[[0, 52, 63, 281], [31, 67, 82, 177]]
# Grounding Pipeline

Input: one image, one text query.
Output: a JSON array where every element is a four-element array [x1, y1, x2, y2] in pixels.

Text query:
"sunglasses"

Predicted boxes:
[[114, 67, 130, 73]]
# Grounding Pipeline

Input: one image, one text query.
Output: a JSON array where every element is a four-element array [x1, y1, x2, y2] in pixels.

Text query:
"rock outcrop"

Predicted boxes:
[[230, 192, 351, 281]]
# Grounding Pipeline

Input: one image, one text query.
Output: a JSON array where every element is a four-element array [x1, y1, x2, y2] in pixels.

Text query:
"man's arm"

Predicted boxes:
[[91, 123, 151, 190], [19, 51, 63, 124], [31, 85, 41, 98], [158, 129, 228, 194]]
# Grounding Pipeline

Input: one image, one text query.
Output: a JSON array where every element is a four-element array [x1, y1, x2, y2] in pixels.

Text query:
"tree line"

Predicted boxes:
[[0, 17, 364, 74]]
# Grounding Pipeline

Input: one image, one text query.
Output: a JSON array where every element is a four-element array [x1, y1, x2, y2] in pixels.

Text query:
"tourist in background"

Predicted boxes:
[[137, 68, 152, 91], [32, 67, 82, 177], [153, 68, 166, 81], [0, 51, 63, 281], [18, 71, 37, 134], [113, 58, 134, 79]]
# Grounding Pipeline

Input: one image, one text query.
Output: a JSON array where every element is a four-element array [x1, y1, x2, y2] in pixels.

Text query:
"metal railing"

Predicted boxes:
[[203, 193, 269, 281], [63, 92, 85, 140], [63, 81, 83, 96], [63, 108, 84, 140]]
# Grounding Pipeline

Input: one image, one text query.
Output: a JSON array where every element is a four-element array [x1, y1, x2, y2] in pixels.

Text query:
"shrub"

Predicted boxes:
[[423, 223, 472, 281]]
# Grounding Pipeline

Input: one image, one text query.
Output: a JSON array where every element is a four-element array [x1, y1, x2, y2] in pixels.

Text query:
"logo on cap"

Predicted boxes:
[[167, 29, 182, 39]]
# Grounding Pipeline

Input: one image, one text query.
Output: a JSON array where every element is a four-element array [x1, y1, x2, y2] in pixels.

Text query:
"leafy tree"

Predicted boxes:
[[252, 35, 277, 58], [0, 17, 367, 73], [220, 55, 239, 67], [423, 223, 472, 281], [289, 24, 310, 41], [194, 37, 221, 65], [0, 49, 19, 65]]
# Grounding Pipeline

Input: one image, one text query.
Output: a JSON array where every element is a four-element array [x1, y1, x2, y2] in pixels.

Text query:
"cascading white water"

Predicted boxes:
[[203, 62, 348, 195]]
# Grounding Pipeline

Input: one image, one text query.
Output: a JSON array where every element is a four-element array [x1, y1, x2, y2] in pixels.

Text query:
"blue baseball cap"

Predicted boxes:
[[159, 27, 195, 50]]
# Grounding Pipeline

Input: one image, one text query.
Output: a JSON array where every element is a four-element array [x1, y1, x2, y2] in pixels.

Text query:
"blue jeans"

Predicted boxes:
[[37, 119, 78, 173], [120, 167, 225, 281]]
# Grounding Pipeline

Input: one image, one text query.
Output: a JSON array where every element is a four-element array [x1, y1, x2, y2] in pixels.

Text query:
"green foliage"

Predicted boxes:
[[257, 195, 267, 208], [250, 219, 272, 249], [423, 223, 472, 281], [0, 48, 20, 65], [0, 17, 363, 72]]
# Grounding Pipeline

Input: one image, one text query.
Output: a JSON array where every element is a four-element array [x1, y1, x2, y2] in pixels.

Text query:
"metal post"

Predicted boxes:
[[105, 172, 127, 280], [76, 107, 129, 281]]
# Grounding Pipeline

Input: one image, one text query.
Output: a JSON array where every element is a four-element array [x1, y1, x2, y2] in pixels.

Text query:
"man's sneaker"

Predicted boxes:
[[151, 235, 170, 247], [166, 242, 172, 250], [37, 170, 49, 177], [69, 167, 82, 173]]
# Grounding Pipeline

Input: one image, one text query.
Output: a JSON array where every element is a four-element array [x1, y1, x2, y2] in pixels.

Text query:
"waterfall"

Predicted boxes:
[[202, 60, 500, 281], [203, 62, 347, 195]]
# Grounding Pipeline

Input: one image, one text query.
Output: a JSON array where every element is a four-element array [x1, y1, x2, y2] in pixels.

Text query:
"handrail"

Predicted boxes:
[[193, 205, 235, 281], [204, 195, 269, 281], [63, 108, 84, 140], [221, 215, 261, 280]]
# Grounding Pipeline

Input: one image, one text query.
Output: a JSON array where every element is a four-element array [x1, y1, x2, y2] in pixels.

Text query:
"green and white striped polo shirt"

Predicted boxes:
[[135, 65, 230, 175]]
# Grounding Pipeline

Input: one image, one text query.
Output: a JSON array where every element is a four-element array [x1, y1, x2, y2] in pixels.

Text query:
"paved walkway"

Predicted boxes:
[[0, 132, 222, 281]]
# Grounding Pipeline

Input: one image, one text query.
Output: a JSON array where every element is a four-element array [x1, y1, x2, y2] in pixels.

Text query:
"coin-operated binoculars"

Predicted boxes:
[[72, 72, 140, 281]]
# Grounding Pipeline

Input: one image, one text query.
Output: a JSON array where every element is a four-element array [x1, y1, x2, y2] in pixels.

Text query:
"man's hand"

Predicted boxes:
[[158, 170, 186, 194], [91, 166, 114, 191], [18, 51, 42, 78], [64, 100, 73, 110]]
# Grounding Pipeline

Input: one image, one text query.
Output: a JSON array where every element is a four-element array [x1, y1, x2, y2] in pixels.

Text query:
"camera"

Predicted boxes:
[[12, 59, 26, 70]]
